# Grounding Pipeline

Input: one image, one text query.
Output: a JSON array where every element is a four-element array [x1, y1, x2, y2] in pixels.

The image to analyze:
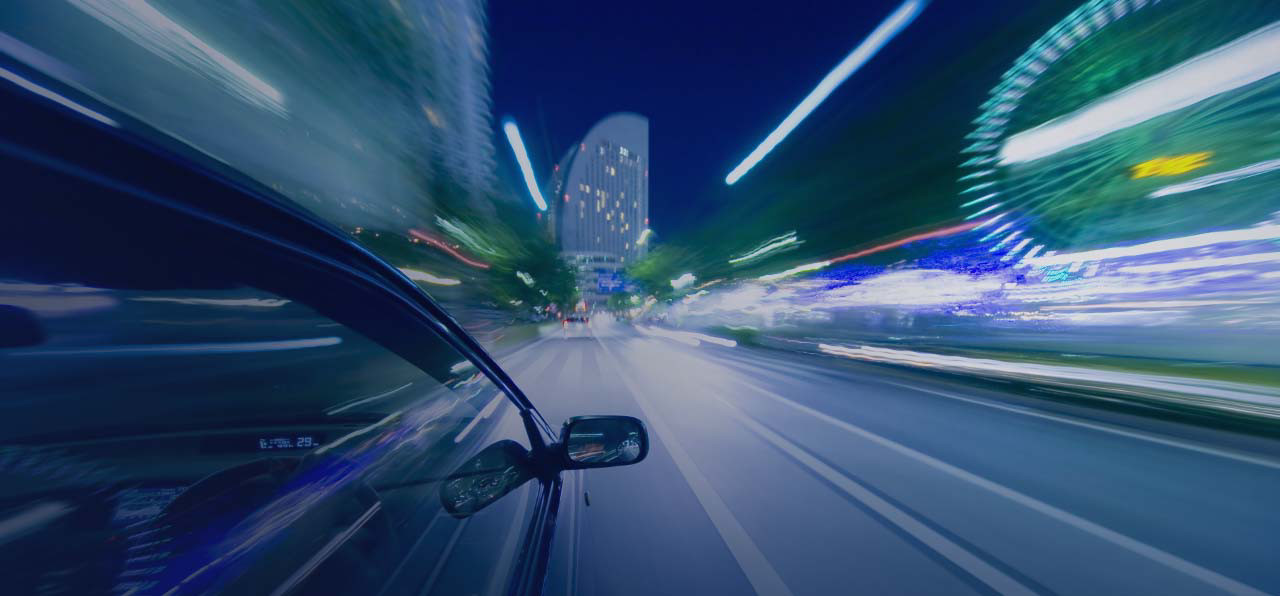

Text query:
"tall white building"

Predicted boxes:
[[545, 113, 649, 304]]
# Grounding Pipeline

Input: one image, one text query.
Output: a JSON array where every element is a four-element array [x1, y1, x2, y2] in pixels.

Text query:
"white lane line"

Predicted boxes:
[[740, 383, 1268, 596], [876, 379, 1280, 471], [596, 340, 795, 596], [718, 398, 1036, 596], [454, 392, 505, 444], [716, 353, 1280, 470]]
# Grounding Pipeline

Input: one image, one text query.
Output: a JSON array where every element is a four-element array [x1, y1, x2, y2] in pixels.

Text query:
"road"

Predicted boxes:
[[497, 319, 1280, 595]]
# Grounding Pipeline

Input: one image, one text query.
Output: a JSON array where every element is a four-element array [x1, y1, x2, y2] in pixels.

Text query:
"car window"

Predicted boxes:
[[0, 279, 537, 594]]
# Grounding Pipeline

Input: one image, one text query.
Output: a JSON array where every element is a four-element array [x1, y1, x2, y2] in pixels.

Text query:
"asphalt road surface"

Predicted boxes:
[[499, 319, 1280, 596]]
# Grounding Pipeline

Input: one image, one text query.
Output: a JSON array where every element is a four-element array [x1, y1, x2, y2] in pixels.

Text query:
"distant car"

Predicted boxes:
[[562, 314, 591, 339]]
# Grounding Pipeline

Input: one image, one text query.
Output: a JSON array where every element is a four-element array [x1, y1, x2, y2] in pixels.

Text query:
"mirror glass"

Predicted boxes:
[[565, 417, 647, 466], [440, 440, 533, 518]]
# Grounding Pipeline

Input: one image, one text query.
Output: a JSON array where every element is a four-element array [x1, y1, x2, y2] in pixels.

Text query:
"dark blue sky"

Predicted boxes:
[[488, 1, 1076, 240]]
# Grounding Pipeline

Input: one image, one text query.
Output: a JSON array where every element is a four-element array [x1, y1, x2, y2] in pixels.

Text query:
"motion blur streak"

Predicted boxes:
[[0, 66, 117, 126], [724, 0, 927, 184], [1025, 224, 1280, 267], [501, 118, 549, 211], [730, 231, 801, 265], [8, 337, 342, 357], [999, 21, 1280, 165], [1149, 158, 1280, 198], [829, 221, 984, 264], [131, 297, 290, 307], [758, 260, 831, 282], [398, 267, 463, 286], [408, 229, 491, 269], [756, 221, 985, 283], [817, 343, 1280, 414], [68, 0, 286, 116], [639, 326, 738, 348]]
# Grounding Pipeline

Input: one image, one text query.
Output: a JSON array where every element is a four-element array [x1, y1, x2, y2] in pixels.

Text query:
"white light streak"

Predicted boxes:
[[501, 119, 548, 211], [1000, 22, 1280, 165], [725, 0, 927, 184], [730, 231, 801, 265], [0, 66, 117, 126], [131, 297, 289, 307], [10, 337, 341, 356], [1024, 224, 1280, 267], [399, 268, 461, 286], [70, 0, 285, 117], [1117, 252, 1280, 274], [1148, 158, 1280, 198], [758, 260, 830, 282]]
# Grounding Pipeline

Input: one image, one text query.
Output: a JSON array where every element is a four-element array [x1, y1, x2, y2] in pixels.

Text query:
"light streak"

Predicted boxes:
[[730, 231, 801, 265], [130, 297, 289, 307], [408, 230, 491, 269], [829, 221, 982, 264], [1000, 22, 1280, 165], [1148, 158, 1280, 198], [724, 0, 927, 184], [1023, 224, 1280, 267], [10, 337, 341, 356], [0, 66, 117, 126], [1116, 252, 1280, 274], [755, 221, 983, 282], [758, 261, 830, 282], [1130, 152, 1212, 178], [501, 118, 548, 211], [69, 0, 285, 117], [398, 267, 462, 286]]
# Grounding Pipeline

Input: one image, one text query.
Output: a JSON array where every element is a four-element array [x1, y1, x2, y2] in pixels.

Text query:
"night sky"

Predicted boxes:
[[489, 1, 1079, 252]]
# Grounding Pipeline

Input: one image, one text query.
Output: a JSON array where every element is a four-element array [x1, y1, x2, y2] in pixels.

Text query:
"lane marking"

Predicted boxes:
[[720, 399, 1037, 596], [596, 340, 795, 596], [716, 352, 1280, 470], [876, 379, 1280, 471], [739, 382, 1267, 596]]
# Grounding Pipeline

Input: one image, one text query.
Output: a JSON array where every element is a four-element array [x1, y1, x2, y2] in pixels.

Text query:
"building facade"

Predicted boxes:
[[545, 113, 650, 304]]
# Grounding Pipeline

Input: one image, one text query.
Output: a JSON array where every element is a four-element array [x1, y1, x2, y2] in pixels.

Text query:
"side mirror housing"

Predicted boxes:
[[560, 415, 648, 469], [440, 440, 534, 518]]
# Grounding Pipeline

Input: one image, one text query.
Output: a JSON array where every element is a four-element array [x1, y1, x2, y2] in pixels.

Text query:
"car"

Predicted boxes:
[[561, 315, 591, 339], [0, 62, 647, 596]]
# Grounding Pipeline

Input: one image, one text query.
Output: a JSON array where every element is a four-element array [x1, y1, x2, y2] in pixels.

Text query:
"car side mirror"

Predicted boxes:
[[560, 416, 648, 469], [440, 440, 535, 519]]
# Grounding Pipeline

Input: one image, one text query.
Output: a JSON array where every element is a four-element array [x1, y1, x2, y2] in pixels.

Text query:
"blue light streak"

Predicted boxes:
[[502, 118, 548, 211], [724, 0, 927, 185]]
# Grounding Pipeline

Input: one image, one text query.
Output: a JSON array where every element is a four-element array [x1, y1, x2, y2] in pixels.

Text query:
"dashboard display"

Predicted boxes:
[[201, 432, 326, 454], [258, 435, 320, 450]]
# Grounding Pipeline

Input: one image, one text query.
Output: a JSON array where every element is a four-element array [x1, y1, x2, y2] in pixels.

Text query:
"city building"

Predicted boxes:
[[545, 113, 650, 305]]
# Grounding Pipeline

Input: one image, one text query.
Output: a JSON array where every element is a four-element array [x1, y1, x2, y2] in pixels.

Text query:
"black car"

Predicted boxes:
[[0, 58, 646, 596]]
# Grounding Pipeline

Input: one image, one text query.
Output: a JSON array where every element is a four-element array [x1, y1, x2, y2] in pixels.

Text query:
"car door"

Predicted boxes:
[[0, 60, 564, 596]]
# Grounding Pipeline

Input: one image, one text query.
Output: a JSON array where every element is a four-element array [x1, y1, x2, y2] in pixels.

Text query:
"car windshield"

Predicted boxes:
[[5, 0, 1280, 595]]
